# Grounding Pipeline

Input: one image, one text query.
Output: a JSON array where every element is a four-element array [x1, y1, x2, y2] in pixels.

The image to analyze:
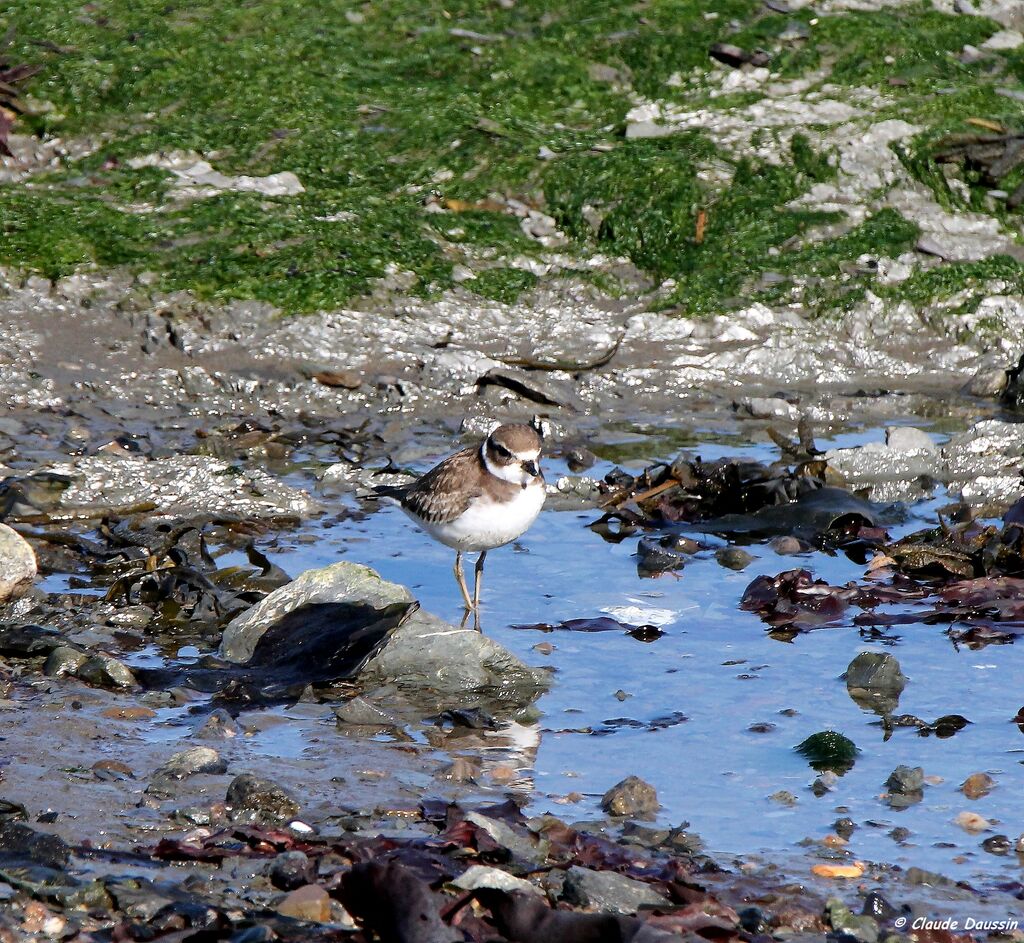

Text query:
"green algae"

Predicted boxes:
[[0, 0, 1020, 314]]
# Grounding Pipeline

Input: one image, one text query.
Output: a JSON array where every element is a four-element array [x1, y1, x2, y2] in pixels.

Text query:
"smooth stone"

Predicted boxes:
[[0, 524, 37, 604], [42, 638, 86, 675], [885, 426, 935, 453], [275, 884, 331, 922], [153, 747, 227, 781], [76, 653, 137, 690]]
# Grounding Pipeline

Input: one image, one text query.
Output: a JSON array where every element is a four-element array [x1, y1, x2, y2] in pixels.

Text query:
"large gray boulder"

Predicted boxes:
[[219, 562, 547, 708]]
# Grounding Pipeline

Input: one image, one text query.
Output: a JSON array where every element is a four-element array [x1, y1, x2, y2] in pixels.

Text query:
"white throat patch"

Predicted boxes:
[[482, 444, 538, 486]]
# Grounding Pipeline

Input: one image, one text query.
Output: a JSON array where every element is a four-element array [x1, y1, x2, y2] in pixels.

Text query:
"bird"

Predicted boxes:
[[373, 423, 546, 612]]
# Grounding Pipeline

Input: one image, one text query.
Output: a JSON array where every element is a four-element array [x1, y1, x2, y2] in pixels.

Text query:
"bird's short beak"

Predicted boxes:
[[523, 460, 539, 478]]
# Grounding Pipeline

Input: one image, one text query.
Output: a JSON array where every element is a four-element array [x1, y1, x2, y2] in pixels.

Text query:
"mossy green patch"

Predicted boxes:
[[0, 0, 1018, 315], [465, 267, 539, 304], [883, 255, 1024, 311]]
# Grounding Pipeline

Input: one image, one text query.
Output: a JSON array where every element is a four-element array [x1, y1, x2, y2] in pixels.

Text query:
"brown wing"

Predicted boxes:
[[400, 447, 482, 524]]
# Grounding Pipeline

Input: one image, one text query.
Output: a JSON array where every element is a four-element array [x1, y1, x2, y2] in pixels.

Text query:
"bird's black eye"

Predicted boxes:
[[493, 443, 512, 459]]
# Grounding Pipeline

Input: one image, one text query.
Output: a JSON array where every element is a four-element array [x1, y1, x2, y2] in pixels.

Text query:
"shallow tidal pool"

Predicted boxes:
[[225, 427, 1024, 893]]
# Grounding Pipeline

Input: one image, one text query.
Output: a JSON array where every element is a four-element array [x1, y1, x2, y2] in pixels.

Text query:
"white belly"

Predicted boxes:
[[406, 483, 545, 552]]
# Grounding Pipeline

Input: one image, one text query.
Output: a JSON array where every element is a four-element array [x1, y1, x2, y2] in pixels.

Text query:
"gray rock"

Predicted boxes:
[[0, 524, 36, 604], [844, 652, 906, 714], [48, 453, 316, 519], [886, 765, 924, 794], [477, 366, 583, 411], [464, 812, 545, 864], [192, 708, 241, 739], [333, 696, 402, 728], [625, 120, 673, 139], [451, 864, 542, 895], [44, 646, 87, 678], [221, 562, 547, 709], [827, 418, 1024, 505], [963, 366, 1008, 397], [943, 420, 1024, 485], [269, 850, 315, 890], [561, 866, 668, 914], [739, 396, 800, 420], [226, 774, 300, 820], [601, 776, 659, 817], [220, 562, 410, 663], [153, 747, 227, 781], [885, 426, 935, 453], [768, 535, 805, 555], [827, 900, 879, 943], [0, 821, 70, 868], [715, 547, 755, 570], [77, 653, 137, 690]]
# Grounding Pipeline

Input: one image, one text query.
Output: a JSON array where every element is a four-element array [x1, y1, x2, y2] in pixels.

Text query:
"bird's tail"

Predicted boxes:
[[368, 483, 408, 501]]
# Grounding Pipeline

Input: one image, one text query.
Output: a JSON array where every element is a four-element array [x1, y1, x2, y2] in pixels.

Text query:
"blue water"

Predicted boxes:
[[233, 426, 1024, 890]]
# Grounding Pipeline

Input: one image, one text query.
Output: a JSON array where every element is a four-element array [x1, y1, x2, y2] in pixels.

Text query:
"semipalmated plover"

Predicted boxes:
[[374, 423, 545, 611]]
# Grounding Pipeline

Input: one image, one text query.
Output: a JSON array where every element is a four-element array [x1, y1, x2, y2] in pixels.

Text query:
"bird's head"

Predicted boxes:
[[482, 423, 544, 487]]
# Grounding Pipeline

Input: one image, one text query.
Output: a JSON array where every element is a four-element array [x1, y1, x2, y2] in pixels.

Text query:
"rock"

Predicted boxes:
[[275, 884, 331, 922], [476, 366, 583, 411], [811, 771, 839, 796], [221, 562, 546, 708], [963, 365, 1008, 397], [42, 638, 87, 675], [960, 771, 995, 799], [451, 864, 541, 896], [844, 652, 906, 713], [884, 426, 935, 452], [269, 851, 315, 891], [981, 28, 1024, 50], [220, 562, 409, 662], [0, 623, 63, 657], [738, 397, 800, 420], [601, 776, 659, 817], [942, 420, 1024, 502], [0, 524, 37, 603], [715, 547, 755, 570], [561, 865, 668, 914], [226, 774, 300, 820], [152, 747, 227, 782], [769, 535, 805, 554], [193, 708, 240, 739], [636, 536, 689, 574], [886, 765, 924, 794], [827, 899, 879, 943], [954, 810, 991, 832], [333, 696, 402, 728], [0, 821, 69, 868], [769, 790, 798, 806], [77, 653, 137, 690], [464, 812, 543, 864], [905, 866, 959, 888], [48, 454, 316, 519]]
